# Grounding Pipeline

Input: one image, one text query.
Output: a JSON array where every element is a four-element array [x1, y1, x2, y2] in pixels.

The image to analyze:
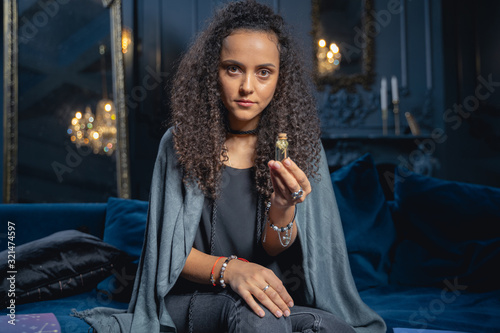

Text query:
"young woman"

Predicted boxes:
[[79, 1, 386, 332]]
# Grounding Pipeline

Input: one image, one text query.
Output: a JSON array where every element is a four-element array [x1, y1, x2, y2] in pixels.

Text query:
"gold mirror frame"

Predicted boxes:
[[2, 0, 130, 203], [311, 0, 375, 93]]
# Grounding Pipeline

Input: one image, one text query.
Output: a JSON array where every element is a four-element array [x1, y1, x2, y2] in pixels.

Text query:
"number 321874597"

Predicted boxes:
[[7, 221, 16, 270]]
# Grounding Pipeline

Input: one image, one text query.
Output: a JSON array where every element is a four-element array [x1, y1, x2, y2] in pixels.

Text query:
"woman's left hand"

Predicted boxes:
[[268, 158, 311, 208]]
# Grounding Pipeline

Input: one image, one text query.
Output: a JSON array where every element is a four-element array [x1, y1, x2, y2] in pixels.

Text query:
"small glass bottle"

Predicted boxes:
[[275, 133, 288, 161]]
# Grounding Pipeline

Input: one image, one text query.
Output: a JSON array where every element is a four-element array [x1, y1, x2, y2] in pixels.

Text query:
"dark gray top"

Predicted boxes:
[[196, 166, 261, 260], [171, 166, 301, 294], [171, 166, 274, 293]]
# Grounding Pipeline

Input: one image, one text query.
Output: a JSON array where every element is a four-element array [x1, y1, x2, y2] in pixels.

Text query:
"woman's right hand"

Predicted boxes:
[[224, 259, 294, 318]]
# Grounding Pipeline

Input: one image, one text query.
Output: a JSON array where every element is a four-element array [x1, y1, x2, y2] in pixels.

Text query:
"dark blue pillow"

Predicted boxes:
[[390, 167, 500, 291], [0, 230, 131, 308], [102, 197, 148, 262], [97, 197, 148, 302], [331, 153, 396, 291]]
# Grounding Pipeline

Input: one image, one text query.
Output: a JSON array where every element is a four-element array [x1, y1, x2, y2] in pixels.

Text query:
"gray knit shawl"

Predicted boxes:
[[76, 128, 386, 333]]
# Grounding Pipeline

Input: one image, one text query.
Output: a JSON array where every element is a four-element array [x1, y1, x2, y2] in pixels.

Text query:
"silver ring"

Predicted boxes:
[[262, 284, 270, 292], [291, 187, 304, 200]]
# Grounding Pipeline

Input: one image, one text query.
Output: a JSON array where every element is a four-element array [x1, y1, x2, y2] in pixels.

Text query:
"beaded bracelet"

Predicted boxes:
[[268, 205, 297, 247], [210, 256, 225, 286], [219, 255, 248, 288]]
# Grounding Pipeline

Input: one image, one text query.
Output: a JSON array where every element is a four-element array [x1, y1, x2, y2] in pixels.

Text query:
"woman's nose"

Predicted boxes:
[[239, 74, 254, 95]]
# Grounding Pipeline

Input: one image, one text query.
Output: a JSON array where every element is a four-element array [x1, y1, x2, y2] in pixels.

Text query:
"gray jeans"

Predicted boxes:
[[164, 290, 356, 333]]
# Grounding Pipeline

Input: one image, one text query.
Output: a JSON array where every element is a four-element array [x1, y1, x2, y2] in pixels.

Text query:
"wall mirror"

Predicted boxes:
[[3, 0, 130, 203], [311, 0, 375, 92]]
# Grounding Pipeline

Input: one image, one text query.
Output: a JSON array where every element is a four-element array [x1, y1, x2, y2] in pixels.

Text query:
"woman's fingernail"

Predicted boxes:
[[275, 310, 283, 318], [258, 310, 265, 317], [283, 158, 291, 167], [288, 301, 294, 307], [284, 310, 290, 317]]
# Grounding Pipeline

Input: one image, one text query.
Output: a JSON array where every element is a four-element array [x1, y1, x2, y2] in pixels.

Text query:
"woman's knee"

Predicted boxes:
[[227, 296, 292, 333], [316, 314, 355, 333], [290, 306, 355, 333]]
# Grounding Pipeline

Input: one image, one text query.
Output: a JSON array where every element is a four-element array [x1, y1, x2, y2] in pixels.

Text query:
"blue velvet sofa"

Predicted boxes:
[[1, 153, 499, 333]]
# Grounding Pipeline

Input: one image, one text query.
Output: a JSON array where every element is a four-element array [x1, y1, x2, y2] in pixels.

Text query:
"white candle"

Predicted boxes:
[[391, 75, 399, 102], [380, 77, 387, 110]]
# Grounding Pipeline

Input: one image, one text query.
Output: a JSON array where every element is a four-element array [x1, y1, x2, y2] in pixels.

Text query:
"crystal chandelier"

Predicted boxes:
[[317, 39, 342, 75], [68, 45, 117, 156], [68, 100, 117, 155]]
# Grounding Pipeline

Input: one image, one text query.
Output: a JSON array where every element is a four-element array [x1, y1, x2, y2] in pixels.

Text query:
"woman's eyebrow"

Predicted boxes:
[[220, 59, 277, 68]]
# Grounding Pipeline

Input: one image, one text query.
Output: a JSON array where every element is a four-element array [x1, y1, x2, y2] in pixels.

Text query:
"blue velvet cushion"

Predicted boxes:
[[330, 153, 396, 291], [389, 167, 500, 291], [101, 197, 148, 262], [97, 197, 148, 302], [0, 230, 131, 308]]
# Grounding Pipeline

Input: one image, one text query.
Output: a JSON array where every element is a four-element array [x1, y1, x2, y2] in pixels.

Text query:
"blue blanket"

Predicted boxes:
[[360, 285, 500, 333], [0, 290, 128, 332]]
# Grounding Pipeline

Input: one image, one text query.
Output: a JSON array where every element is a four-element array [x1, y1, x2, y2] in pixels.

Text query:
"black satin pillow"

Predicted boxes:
[[0, 230, 131, 308]]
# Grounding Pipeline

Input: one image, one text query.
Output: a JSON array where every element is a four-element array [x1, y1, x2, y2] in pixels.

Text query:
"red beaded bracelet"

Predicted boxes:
[[210, 256, 225, 286]]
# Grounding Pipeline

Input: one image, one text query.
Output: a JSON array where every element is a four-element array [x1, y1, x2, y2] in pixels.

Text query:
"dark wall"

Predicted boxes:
[[125, 0, 500, 201], [2, 0, 498, 202], [439, 0, 500, 187], [1, 8, 3, 202]]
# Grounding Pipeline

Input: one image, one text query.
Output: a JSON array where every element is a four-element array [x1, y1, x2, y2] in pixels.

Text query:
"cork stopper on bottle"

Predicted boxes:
[[278, 133, 287, 140]]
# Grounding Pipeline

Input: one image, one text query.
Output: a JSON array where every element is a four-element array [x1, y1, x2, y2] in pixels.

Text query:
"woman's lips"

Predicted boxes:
[[236, 99, 255, 107]]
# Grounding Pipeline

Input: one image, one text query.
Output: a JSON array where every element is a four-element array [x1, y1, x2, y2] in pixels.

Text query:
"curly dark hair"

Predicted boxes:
[[170, 0, 321, 199]]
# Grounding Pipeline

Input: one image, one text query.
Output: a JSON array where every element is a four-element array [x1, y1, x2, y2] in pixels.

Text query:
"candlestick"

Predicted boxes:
[[391, 76, 400, 135], [391, 75, 399, 102], [393, 101, 400, 135], [405, 112, 421, 136], [382, 108, 388, 136], [380, 77, 387, 110], [380, 77, 388, 135]]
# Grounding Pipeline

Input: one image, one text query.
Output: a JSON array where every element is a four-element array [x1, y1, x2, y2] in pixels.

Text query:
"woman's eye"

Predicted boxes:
[[258, 69, 271, 77], [227, 66, 239, 74]]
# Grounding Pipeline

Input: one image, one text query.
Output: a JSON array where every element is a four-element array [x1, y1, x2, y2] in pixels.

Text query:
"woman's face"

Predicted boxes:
[[218, 29, 280, 130]]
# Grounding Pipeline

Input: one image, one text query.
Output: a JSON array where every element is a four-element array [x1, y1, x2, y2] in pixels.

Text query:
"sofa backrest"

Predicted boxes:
[[0, 203, 107, 246]]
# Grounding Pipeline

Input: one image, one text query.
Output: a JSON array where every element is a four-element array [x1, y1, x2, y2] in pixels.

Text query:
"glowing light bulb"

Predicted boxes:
[[75, 112, 82, 119], [330, 43, 339, 53], [105, 103, 112, 112], [122, 28, 132, 54], [318, 39, 326, 48]]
